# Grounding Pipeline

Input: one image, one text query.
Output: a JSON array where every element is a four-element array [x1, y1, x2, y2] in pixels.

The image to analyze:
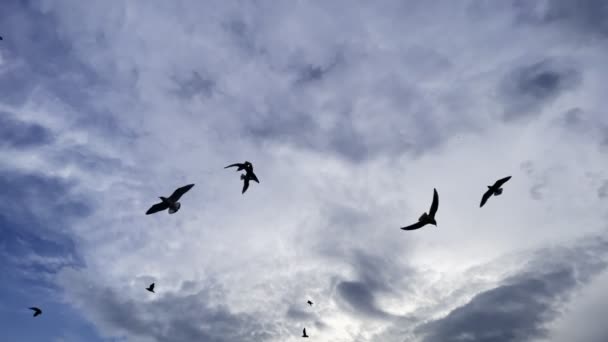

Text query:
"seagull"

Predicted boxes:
[[302, 328, 309, 338], [400, 188, 439, 231], [145, 184, 194, 215], [226, 161, 259, 194], [307, 300, 313, 306], [146, 283, 155, 293], [29, 307, 42, 317], [480, 176, 511, 208]]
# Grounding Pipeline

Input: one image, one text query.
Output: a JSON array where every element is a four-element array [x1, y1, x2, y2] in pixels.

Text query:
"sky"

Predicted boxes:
[[1, 0, 608, 341]]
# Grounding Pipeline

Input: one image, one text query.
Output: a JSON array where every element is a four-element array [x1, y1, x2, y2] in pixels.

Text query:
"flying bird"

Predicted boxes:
[[307, 300, 313, 306], [302, 328, 309, 338], [29, 307, 42, 317], [480, 176, 511, 208], [400, 188, 439, 231], [226, 161, 259, 194], [146, 283, 155, 293], [145, 184, 195, 215]]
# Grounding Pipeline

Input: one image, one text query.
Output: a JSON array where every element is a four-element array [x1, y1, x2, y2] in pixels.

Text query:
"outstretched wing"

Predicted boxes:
[[429, 188, 439, 217], [480, 189, 492, 208], [225, 163, 243, 170], [169, 184, 195, 201], [400, 221, 426, 231], [249, 172, 260, 183], [150, 283, 155, 290], [493, 176, 512, 188], [146, 202, 169, 215], [242, 178, 250, 194]]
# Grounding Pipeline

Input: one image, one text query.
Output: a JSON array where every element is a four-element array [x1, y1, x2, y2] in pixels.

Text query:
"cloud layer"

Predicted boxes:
[[1, 1, 608, 341]]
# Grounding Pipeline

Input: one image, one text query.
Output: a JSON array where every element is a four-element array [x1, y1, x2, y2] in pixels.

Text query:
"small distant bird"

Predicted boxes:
[[307, 300, 313, 306], [400, 188, 439, 231], [146, 283, 155, 293], [0, 36, 3, 40], [480, 176, 511, 208], [29, 307, 42, 317], [226, 161, 259, 194], [302, 328, 309, 338], [145, 184, 195, 215]]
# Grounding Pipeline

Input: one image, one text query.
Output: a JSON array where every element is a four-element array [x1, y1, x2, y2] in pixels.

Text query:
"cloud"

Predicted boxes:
[[415, 238, 608, 342], [514, 0, 608, 39], [499, 58, 582, 121], [0, 111, 54, 148]]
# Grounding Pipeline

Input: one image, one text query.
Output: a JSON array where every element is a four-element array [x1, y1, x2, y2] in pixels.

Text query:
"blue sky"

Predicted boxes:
[[2, 1, 608, 341]]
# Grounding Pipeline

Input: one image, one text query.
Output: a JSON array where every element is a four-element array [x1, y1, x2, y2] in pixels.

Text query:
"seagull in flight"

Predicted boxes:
[[307, 300, 313, 306], [29, 307, 42, 317], [145, 184, 194, 215], [225, 161, 259, 194], [302, 328, 309, 338], [480, 176, 511, 208], [400, 188, 439, 231], [146, 283, 155, 293]]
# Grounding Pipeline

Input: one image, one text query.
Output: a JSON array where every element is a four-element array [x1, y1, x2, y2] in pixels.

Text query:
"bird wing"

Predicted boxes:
[[249, 172, 260, 183], [150, 283, 155, 289], [146, 202, 169, 215], [242, 178, 250, 194], [303, 328, 306, 335], [224, 163, 243, 169], [493, 176, 512, 188], [169, 184, 195, 201], [400, 221, 426, 231], [480, 189, 492, 207], [429, 188, 439, 217]]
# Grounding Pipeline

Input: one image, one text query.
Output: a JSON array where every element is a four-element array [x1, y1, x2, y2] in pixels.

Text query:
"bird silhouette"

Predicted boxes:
[[226, 161, 259, 194], [146, 184, 194, 215], [480, 176, 511, 208], [400, 188, 439, 231], [29, 307, 42, 317], [307, 300, 313, 306], [302, 328, 309, 338], [146, 283, 155, 293]]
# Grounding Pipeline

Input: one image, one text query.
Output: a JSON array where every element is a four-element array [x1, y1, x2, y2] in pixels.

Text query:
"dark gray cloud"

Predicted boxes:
[[65, 282, 278, 342], [415, 238, 608, 342], [172, 71, 216, 99], [0, 111, 54, 148], [598, 180, 608, 199], [499, 58, 582, 121], [513, 0, 608, 38]]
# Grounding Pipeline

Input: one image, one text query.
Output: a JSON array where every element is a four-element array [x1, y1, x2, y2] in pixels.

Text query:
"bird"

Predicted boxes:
[[480, 176, 511, 208], [29, 307, 42, 317], [302, 328, 309, 338], [146, 283, 155, 293], [145, 184, 194, 215], [226, 161, 260, 194], [400, 188, 439, 231], [307, 300, 313, 306]]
